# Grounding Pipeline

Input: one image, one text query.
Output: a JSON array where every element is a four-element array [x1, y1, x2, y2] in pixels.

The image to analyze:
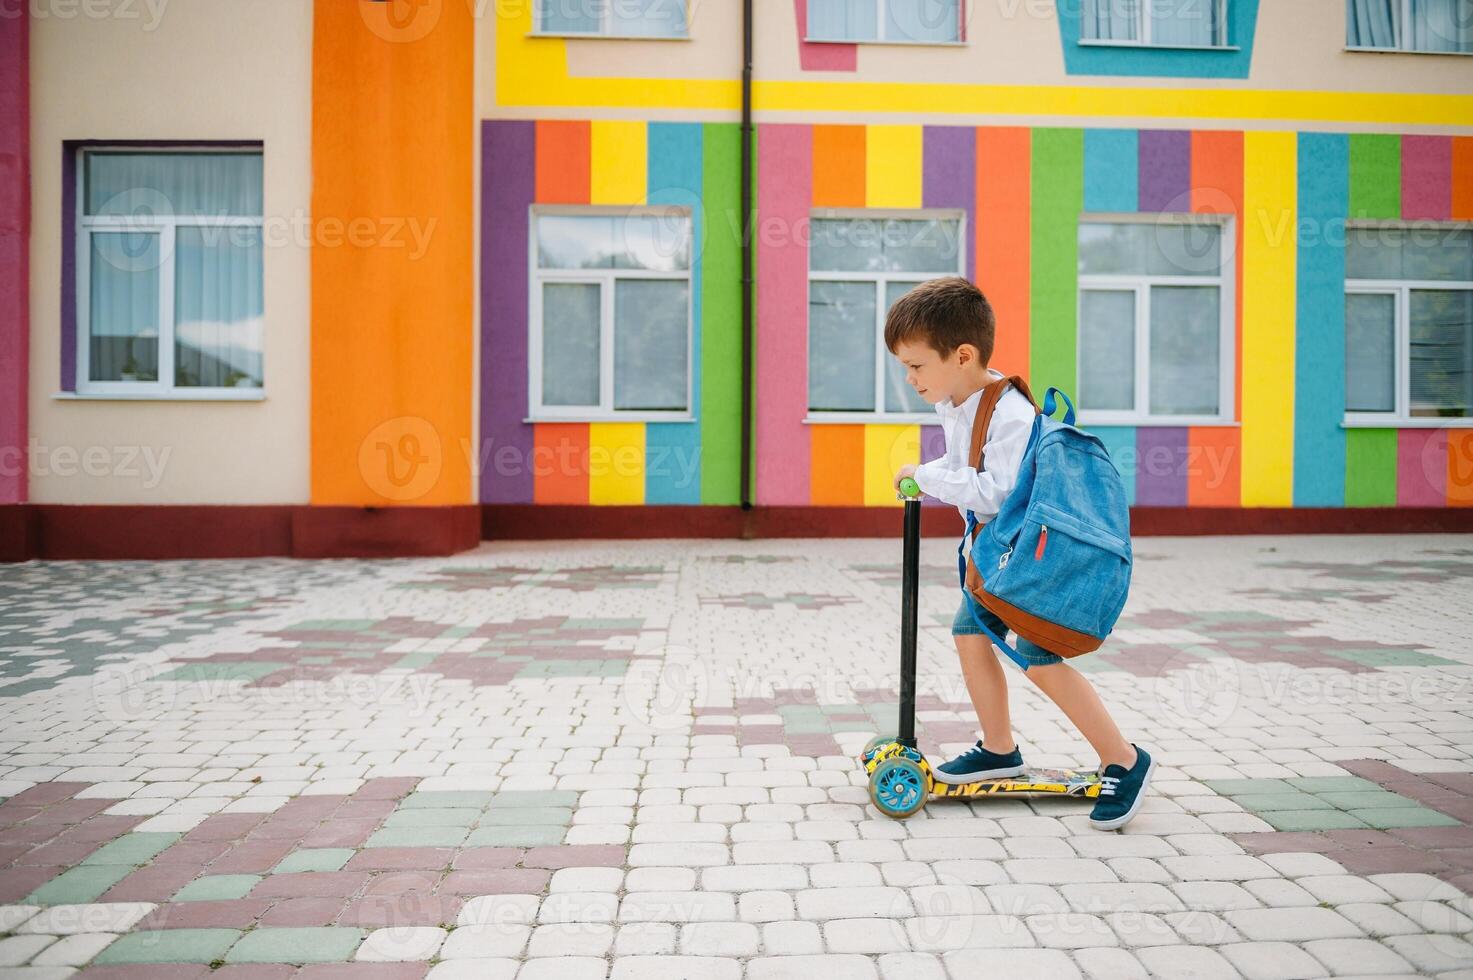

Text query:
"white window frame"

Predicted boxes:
[[527, 204, 695, 423], [1078, 0, 1233, 49], [804, 0, 966, 45], [74, 145, 265, 401], [531, 0, 690, 39], [1075, 213, 1236, 427], [804, 208, 966, 425], [1344, 222, 1473, 428], [1345, 0, 1473, 54]]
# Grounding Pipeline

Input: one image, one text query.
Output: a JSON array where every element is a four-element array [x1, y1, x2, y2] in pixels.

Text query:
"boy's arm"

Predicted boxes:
[[912, 410, 1032, 522]]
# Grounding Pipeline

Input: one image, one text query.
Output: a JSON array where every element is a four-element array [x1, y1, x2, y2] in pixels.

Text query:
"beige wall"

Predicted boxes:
[[29, 0, 311, 505]]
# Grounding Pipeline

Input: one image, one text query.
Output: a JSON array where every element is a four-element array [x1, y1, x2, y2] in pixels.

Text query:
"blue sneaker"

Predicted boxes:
[[932, 740, 1026, 785], [1089, 744, 1156, 830]]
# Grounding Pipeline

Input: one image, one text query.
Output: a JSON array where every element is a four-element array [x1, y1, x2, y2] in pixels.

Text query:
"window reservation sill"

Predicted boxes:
[[1342, 415, 1473, 428], [804, 413, 940, 425], [1078, 40, 1239, 51], [1344, 45, 1473, 56], [525, 414, 695, 424], [528, 31, 690, 41], [802, 36, 966, 47], [56, 390, 267, 402], [1077, 417, 1239, 428]]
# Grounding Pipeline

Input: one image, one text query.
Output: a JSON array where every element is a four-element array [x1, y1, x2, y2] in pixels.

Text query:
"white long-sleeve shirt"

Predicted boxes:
[[912, 369, 1037, 523]]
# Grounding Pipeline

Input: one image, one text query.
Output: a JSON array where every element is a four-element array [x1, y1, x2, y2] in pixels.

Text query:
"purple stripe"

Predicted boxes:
[[1138, 130, 1191, 213], [1, 10, 26, 502], [1135, 427, 1189, 506], [922, 126, 977, 280], [920, 423, 947, 508], [480, 121, 536, 504]]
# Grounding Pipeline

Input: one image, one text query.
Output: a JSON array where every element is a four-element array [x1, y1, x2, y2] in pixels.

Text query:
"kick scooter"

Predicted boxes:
[[859, 477, 1103, 819]]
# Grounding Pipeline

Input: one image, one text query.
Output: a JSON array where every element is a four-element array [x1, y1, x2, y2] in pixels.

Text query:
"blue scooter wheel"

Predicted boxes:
[[869, 757, 928, 819]]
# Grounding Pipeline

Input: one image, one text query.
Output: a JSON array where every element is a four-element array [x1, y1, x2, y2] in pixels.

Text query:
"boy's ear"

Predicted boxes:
[[954, 343, 978, 367]]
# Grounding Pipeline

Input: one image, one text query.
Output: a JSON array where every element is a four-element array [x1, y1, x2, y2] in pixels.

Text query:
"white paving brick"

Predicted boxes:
[[1224, 907, 1363, 942]]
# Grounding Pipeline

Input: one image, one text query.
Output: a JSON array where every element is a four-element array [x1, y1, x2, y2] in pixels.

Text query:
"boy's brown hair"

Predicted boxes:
[[883, 275, 995, 364]]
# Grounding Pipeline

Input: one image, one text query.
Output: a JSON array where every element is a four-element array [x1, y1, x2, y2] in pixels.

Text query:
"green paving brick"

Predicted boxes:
[[224, 927, 364, 964], [1285, 776, 1381, 794], [172, 875, 261, 902], [399, 791, 496, 809], [81, 832, 182, 866], [1349, 806, 1460, 829], [393, 653, 437, 669], [780, 719, 833, 734], [272, 848, 355, 873], [477, 806, 572, 826], [1316, 791, 1416, 810], [487, 790, 578, 808], [153, 662, 289, 682], [1263, 809, 1371, 832], [464, 825, 565, 847], [95, 928, 243, 964], [1233, 793, 1335, 812], [383, 807, 482, 828], [1204, 779, 1293, 796], [27, 864, 134, 904], [291, 620, 378, 631], [1328, 649, 1456, 668], [365, 827, 470, 848]]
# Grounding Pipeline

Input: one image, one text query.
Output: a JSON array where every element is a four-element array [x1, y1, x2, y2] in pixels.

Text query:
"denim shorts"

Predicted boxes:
[[952, 597, 1064, 667]]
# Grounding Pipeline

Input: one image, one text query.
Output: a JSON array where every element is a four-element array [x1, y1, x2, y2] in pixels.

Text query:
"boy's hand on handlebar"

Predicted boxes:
[[894, 464, 918, 491]]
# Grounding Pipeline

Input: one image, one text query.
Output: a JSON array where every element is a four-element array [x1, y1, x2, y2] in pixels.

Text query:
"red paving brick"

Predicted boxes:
[[338, 891, 461, 928], [299, 819, 379, 849], [441, 868, 550, 895], [251, 871, 372, 898], [210, 840, 298, 874], [295, 965, 429, 980], [5, 782, 88, 805], [356, 778, 420, 800], [345, 848, 454, 871], [102, 863, 204, 902], [184, 813, 269, 843], [258, 896, 351, 927], [140, 899, 273, 930], [209, 966, 296, 980], [521, 844, 624, 869], [74, 967, 213, 980], [450, 847, 521, 870], [361, 871, 441, 896], [0, 864, 62, 902]]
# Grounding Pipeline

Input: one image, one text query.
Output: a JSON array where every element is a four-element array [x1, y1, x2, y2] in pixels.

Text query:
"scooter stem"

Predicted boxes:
[[898, 497, 921, 749]]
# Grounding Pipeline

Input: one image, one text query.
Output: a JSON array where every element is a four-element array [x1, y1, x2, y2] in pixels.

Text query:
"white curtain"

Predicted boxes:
[[615, 279, 688, 410], [1151, 0, 1221, 45], [85, 152, 262, 218], [809, 0, 878, 41], [809, 281, 877, 411], [1347, 0, 1399, 46], [174, 226, 264, 388], [1411, 0, 1473, 51], [611, 0, 687, 36], [89, 232, 160, 382], [537, 0, 602, 32], [1082, 0, 1140, 41], [542, 282, 602, 406], [886, 0, 959, 42]]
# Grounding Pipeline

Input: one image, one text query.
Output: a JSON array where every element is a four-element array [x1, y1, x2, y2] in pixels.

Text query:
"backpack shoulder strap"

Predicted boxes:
[[967, 374, 1041, 472]]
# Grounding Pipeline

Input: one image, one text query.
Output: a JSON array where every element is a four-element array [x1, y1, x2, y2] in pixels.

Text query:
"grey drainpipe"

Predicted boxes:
[[739, 0, 754, 511]]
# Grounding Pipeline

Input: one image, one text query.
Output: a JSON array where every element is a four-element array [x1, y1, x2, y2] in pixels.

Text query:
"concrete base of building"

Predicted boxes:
[[2, 504, 1470, 561], [0, 504, 482, 561]]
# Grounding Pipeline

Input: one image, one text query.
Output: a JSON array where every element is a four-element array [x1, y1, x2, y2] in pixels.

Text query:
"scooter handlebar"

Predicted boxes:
[[897, 477, 921, 500]]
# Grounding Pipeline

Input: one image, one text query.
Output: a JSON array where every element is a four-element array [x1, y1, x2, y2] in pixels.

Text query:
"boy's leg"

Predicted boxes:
[[1023, 660, 1135, 770], [954, 632, 1015, 753]]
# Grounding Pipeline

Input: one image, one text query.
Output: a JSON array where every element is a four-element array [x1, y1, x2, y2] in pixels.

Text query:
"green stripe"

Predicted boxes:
[[1348, 134, 1401, 220], [700, 123, 742, 505], [1344, 428, 1397, 506], [1030, 128, 1084, 396]]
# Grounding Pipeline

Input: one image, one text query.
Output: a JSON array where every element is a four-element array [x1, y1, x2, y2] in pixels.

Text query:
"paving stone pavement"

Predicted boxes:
[[1, 533, 1472, 978]]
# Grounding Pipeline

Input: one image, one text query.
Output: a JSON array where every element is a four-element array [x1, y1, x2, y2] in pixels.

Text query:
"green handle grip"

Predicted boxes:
[[898, 477, 921, 499]]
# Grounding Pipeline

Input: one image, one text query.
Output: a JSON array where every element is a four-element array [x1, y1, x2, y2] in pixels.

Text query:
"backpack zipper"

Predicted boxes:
[[1035, 525, 1049, 561]]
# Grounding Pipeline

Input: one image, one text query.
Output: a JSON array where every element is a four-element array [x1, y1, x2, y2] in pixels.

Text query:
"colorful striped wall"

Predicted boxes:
[[480, 120, 743, 506], [485, 120, 1473, 510]]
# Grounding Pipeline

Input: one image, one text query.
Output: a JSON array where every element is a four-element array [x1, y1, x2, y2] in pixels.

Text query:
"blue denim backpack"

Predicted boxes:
[[958, 375, 1133, 670]]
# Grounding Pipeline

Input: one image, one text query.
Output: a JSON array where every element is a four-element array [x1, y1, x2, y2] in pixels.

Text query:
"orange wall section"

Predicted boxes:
[[310, 0, 474, 506]]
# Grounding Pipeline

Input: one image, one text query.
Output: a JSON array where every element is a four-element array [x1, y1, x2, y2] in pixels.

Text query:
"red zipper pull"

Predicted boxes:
[[1035, 525, 1048, 560]]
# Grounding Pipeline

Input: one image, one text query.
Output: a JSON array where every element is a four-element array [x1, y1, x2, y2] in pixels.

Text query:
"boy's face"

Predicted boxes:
[[892, 337, 981, 405]]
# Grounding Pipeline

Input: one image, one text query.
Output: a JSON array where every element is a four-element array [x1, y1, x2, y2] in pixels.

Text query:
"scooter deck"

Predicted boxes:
[[931, 768, 1102, 799]]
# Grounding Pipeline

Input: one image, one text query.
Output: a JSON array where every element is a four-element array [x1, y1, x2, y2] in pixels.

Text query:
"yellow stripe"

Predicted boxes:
[[1240, 131, 1297, 507], [863, 424, 921, 508], [492, 9, 1473, 126], [865, 125, 923, 208], [589, 422, 645, 505], [589, 121, 646, 205]]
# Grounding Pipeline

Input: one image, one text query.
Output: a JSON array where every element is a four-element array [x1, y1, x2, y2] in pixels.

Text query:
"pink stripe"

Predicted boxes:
[[0, 11, 28, 504], [1397, 428, 1448, 507], [1402, 136, 1452, 220], [756, 124, 813, 506]]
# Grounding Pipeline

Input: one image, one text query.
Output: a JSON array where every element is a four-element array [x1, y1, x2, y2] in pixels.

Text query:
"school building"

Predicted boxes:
[[1, 0, 1471, 559]]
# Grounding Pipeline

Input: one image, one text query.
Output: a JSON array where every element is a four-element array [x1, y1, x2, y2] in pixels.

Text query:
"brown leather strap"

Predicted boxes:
[[967, 375, 1040, 473]]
